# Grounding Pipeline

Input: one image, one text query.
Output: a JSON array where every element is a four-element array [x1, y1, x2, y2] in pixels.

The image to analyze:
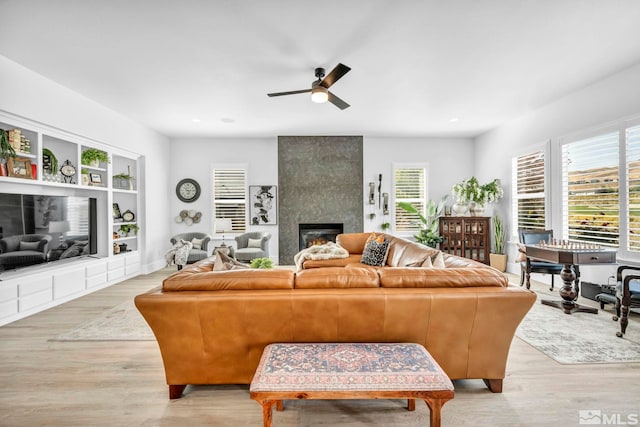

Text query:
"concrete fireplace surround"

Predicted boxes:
[[278, 136, 363, 265]]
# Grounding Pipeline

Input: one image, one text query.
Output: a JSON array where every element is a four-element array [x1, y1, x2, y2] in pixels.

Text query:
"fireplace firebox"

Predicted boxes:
[[299, 223, 344, 250]]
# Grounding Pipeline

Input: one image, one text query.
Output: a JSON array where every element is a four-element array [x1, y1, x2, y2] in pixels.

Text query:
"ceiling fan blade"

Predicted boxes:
[[320, 63, 351, 89], [328, 91, 350, 110], [267, 89, 312, 97]]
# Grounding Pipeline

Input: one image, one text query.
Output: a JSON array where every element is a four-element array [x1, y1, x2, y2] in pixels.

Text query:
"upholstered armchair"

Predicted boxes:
[[234, 231, 271, 262], [518, 229, 565, 291], [169, 232, 212, 267], [611, 265, 640, 338], [0, 234, 52, 270]]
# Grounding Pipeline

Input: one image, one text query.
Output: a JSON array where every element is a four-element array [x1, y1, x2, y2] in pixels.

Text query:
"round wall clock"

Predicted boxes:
[[176, 178, 201, 203], [122, 210, 135, 222]]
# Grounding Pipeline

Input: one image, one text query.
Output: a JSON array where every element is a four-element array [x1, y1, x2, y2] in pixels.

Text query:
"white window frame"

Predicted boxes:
[[624, 118, 640, 254], [511, 142, 550, 238], [211, 164, 248, 235], [392, 163, 428, 236]]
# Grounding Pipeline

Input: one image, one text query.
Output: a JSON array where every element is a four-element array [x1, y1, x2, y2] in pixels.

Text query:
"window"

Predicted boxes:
[[212, 168, 246, 233], [512, 150, 546, 235], [627, 125, 640, 252], [394, 165, 426, 232], [562, 132, 619, 248]]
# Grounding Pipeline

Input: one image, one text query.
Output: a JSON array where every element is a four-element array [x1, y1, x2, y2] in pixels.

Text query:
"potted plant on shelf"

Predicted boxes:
[[0, 128, 16, 177], [81, 168, 89, 185], [81, 148, 110, 168], [398, 195, 448, 248], [113, 167, 135, 190], [490, 215, 508, 272], [42, 148, 59, 176], [119, 223, 139, 237]]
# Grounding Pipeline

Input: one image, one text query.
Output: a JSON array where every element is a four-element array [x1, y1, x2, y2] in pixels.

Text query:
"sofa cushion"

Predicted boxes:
[[385, 235, 439, 267], [163, 259, 294, 291], [295, 267, 380, 289], [379, 267, 509, 288], [336, 233, 371, 254], [302, 254, 362, 269], [360, 234, 390, 266], [19, 241, 41, 251]]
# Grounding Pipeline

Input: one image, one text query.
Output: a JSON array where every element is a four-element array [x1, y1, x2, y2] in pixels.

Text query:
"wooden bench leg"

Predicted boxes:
[[423, 398, 445, 427], [407, 399, 415, 411], [276, 400, 283, 411], [260, 401, 275, 427]]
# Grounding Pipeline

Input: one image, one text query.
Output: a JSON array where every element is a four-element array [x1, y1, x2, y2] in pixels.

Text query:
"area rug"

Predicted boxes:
[[515, 298, 640, 364], [51, 299, 155, 341]]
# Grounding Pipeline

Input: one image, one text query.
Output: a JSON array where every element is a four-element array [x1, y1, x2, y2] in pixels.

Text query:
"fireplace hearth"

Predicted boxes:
[[299, 223, 344, 250]]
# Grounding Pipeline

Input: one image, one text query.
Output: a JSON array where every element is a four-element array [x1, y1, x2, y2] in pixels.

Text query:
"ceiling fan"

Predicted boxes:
[[267, 63, 351, 110]]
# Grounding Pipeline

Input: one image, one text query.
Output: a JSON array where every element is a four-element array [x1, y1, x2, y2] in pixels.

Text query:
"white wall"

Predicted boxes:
[[475, 62, 640, 282], [363, 137, 475, 234], [0, 55, 171, 273], [169, 138, 279, 262]]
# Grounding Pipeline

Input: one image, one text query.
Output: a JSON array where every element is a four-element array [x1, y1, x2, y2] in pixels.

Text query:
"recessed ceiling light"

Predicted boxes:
[[449, 118, 459, 123], [191, 118, 201, 123], [221, 117, 235, 124]]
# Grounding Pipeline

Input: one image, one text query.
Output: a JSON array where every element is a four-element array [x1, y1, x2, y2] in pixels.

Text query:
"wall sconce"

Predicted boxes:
[[368, 182, 376, 205], [383, 193, 389, 215]]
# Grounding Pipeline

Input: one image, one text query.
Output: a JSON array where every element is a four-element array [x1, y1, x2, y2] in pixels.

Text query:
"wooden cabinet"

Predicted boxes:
[[439, 216, 490, 264]]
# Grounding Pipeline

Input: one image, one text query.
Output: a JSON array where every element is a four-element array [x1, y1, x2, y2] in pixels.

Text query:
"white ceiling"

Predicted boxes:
[[2, 0, 640, 139]]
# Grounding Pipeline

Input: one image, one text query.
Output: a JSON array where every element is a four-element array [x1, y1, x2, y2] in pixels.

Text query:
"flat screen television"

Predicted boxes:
[[0, 193, 97, 273]]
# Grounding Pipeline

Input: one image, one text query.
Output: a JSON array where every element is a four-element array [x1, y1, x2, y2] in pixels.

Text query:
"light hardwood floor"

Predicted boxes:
[[0, 268, 638, 427]]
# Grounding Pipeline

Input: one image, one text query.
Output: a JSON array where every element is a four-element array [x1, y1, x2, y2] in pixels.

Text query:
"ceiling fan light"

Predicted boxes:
[[311, 86, 328, 103]]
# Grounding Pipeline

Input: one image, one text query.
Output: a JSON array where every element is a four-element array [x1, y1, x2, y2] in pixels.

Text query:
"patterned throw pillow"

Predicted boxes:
[[360, 233, 390, 266]]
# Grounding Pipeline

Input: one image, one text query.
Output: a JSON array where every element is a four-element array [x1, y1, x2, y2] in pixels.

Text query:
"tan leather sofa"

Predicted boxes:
[[135, 232, 535, 399]]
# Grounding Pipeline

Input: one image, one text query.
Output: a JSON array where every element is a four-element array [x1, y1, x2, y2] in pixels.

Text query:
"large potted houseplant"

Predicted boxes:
[[398, 195, 448, 248], [81, 148, 110, 167], [490, 215, 508, 272]]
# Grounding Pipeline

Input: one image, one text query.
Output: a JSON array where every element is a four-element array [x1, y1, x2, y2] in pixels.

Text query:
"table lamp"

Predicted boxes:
[[49, 220, 70, 247], [215, 218, 233, 246]]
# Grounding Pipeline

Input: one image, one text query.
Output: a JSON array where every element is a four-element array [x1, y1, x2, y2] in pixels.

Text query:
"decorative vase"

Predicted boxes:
[[90, 159, 99, 168], [469, 202, 485, 216], [452, 202, 469, 216]]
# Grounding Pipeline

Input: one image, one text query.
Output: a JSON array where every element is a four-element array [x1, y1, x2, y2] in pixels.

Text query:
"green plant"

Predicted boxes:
[[452, 176, 504, 205], [493, 215, 506, 254], [113, 172, 133, 180], [42, 147, 58, 173], [81, 148, 110, 165], [398, 195, 449, 248], [119, 223, 139, 235], [250, 257, 273, 269], [0, 129, 16, 160], [381, 222, 391, 231], [81, 168, 89, 174]]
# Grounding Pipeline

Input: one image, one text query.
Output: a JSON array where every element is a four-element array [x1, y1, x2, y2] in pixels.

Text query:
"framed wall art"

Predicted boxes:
[[249, 185, 277, 225]]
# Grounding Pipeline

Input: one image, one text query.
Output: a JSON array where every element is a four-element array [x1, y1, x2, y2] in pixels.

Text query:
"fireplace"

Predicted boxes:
[[299, 223, 344, 250]]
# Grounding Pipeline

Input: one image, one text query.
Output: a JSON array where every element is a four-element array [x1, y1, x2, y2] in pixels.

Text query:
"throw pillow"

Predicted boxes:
[[191, 238, 203, 250], [420, 256, 433, 268], [360, 234, 391, 267], [19, 241, 41, 251], [214, 249, 250, 271], [247, 238, 263, 248], [60, 243, 84, 259], [430, 251, 446, 268]]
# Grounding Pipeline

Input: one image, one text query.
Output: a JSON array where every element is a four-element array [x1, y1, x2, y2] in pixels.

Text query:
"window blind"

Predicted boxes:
[[627, 125, 640, 252], [212, 168, 246, 232], [394, 167, 425, 232], [562, 132, 619, 247], [512, 151, 546, 234]]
